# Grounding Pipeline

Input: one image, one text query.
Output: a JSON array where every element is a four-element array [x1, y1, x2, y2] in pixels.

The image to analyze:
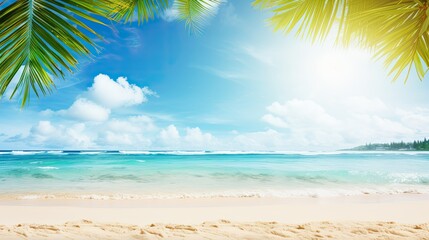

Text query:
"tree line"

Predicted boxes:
[[352, 138, 429, 151]]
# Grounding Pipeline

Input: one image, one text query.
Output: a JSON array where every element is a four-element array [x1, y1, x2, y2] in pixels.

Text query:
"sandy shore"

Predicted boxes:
[[1, 220, 428, 239], [0, 194, 428, 239]]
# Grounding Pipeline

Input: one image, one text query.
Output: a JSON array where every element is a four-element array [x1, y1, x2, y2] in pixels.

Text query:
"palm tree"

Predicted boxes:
[[254, 0, 429, 83], [0, 0, 220, 106]]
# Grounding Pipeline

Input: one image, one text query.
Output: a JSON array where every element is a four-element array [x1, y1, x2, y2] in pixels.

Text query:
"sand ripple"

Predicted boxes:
[[0, 220, 428, 239]]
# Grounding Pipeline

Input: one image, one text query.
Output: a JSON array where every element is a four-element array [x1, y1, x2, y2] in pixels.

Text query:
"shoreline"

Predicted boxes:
[[1, 194, 429, 239], [1, 194, 428, 225]]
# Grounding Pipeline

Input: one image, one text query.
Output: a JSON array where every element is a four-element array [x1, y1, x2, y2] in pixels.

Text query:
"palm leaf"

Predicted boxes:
[[174, 0, 222, 33], [111, 0, 169, 24], [254, 0, 429, 82], [351, 1, 429, 81], [253, 0, 344, 43], [0, 0, 116, 106]]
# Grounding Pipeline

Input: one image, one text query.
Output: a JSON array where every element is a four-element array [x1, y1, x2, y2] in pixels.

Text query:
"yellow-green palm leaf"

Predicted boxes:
[[254, 0, 429, 82], [175, 0, 221, 33]]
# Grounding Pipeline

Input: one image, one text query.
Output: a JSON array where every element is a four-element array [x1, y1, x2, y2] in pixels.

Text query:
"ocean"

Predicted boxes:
[[0, 151, 428, 200]]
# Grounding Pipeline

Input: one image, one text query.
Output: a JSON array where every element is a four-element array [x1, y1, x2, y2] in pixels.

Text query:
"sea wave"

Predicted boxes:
[[11, 151, 44, 155], [46, 151, 65, 155], [116, 150, 429, 156], [37, 166, 59, 170], [11, 187, 429, 200], [1, 150, 429, 156]]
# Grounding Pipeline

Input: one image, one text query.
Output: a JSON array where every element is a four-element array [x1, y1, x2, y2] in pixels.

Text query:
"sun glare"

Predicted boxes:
[[315, 48, 370, 86]]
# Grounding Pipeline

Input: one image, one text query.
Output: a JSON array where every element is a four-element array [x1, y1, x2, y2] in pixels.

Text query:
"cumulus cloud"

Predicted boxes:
[[265, 100, 339, 128], [261, 114, 288, 128], [160, 125, 181, 147], [28, 121, 94, 149], [87, 74, 155, 109], [258, 97, 429, 150], [158, 125, 217, 150], [13, 120, 218, 150], [184, 127, 214, 148], [18, 115, 158, 149], [97, 116, 157, 148], [44, 74, 155, 122], [59, 98, 111, 122]]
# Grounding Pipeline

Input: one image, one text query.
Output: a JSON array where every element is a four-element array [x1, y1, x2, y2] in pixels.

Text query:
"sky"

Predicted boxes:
[[1, 1, 429, 151]]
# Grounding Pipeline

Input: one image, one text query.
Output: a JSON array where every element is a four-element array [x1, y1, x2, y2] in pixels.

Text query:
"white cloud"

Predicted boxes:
[[261, 114, 288, 128], [28, 121, 94, 148], [241, 45, 274, 66], [258, 97, 429, 150], [87, 74, 155, 109], [43, 74, 155, 123], [160, 125, 180, 147], [233, 129, 285, 150], [184, 127, 213, 147], [21, 115, 158, 149], [345, 96, 388, 114], [59, 98, 110, 122], [161, 8, 179, 22], [158, 125, 217, 150], [107, 115, 156, 133], [266, 99, 339, 129], [193, 65, 244, 80]]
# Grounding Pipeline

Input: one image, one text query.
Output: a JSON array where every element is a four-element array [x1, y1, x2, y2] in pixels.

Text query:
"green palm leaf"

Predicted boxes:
[[175, 0, 221, 33], [0, 0, 220, 106], [0, 0, 116, 106], [112, 0, 169, 24]]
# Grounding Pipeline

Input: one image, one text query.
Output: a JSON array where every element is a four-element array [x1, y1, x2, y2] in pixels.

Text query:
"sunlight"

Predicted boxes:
[[315, 48, 369, 85]]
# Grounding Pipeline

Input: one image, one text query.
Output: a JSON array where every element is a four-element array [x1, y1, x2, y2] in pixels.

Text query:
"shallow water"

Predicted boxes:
[[0, 151, 428, 199]]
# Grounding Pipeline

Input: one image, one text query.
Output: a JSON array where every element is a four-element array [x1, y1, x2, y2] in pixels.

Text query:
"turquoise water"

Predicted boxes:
[[0, 151, 428, 199]]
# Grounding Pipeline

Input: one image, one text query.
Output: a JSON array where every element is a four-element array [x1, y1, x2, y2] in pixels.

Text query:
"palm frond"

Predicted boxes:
[[254, 0, 429, 82], [253, 0, 344, 43], [111, 0, 169, 24], [0, 0, 115, 106], [175, 0, 222, 33], [351, 0, 429, 82]]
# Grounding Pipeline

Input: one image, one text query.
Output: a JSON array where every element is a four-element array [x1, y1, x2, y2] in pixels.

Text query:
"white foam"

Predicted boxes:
[[120, 151, 151, 155], [46, 151, 65, 155], [78, 151, 104, 155], [3, 150, 429, 156], [11, 151, 44, 155], [11, 186, 429, 201], [37, 166, 59, 170], [18, 195, 56, 200]]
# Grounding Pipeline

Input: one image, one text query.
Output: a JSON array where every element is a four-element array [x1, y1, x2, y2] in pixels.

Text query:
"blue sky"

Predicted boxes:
[[1, 1, 429, 150]]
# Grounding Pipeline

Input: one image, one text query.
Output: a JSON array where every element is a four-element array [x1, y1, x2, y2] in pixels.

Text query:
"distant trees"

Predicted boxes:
[[354, 138, 429, 151]]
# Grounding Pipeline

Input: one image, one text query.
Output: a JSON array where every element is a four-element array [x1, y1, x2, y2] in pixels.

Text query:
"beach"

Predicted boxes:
[[0, 194, 429, 239], [0, 151, 429, 238]]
